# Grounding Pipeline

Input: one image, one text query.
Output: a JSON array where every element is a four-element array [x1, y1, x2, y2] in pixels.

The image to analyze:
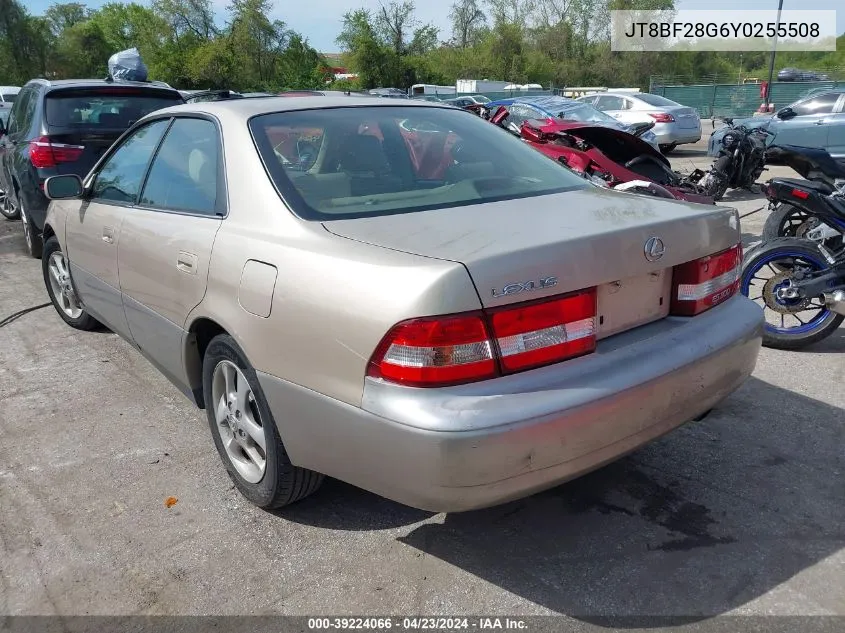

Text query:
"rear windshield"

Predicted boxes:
[[2, 92, 17, 103], [45, 88, 183, 129], [635, 93, 680, 107], [250, 105, 588, 221]]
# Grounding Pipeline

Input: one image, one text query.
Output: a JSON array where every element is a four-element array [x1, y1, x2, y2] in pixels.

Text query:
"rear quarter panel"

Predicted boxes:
[[187, 109, 481, 407]]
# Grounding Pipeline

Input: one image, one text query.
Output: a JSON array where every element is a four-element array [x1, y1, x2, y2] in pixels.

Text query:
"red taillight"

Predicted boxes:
[[671, 244, 742, 317], [29, 136, 84, 168], [490, 291, 596, 372], [791, 188, 809, 200], [368, 289, 597, 387], [648, 112, 675, 123], [367, 313, 496, 387]]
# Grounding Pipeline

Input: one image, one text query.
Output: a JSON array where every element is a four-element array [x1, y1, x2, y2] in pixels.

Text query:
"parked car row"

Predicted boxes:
[[2, 81, 764, 513]]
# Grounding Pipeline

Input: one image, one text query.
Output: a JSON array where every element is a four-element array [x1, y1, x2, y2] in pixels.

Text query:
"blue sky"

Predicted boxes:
[[27, 0, 843, 53]]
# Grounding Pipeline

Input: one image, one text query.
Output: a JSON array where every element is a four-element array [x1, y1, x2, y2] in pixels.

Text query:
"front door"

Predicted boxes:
[[773, 92, 840, 149], [116, 116, 224, 392], [64, 118, 171, 339]]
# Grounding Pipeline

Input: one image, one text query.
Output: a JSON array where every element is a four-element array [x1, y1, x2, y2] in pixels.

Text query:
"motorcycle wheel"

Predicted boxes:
[[702, 173, 729, 201], [740, 238, 844, 350], [762, 203, 844, 252]]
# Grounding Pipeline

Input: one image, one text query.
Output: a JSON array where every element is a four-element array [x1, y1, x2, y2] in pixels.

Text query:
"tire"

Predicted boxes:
[[202, 334, 324, 509], [740, 238, 844, 350], [762, 203, 844, 251], [20, 198, 43, 259], [42, 237, 100, 330], [659, 143, 677, 154], [702, 173, 729, 201], [0, 186, 19, 220]]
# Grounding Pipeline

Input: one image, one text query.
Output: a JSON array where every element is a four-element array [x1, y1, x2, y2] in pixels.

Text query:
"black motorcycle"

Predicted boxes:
[[760, 144, 845, 252], [701, 118, 770, 201], [740, 171, 845, 349]]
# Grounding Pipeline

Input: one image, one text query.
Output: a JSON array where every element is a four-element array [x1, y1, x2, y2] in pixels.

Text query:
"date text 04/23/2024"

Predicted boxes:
[[307, 618, 528, 630]]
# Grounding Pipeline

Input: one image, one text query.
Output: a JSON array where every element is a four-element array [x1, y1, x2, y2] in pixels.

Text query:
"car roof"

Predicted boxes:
[[0, 86, 20, 92], [148, 96, 447, 120]]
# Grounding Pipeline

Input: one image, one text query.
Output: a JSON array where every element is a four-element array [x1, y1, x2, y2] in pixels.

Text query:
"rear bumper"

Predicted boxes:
[[653, 123, 702, 145], [259, 296, 762, 512]]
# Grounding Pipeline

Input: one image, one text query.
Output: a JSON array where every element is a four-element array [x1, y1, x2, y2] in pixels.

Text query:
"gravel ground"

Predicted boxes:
[[0, 132, 842, 627]]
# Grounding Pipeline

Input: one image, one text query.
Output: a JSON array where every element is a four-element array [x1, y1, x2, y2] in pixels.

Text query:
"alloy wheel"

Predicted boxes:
[[0, 186, 17, 219], [211, 360, 267, 483], [47, 251, 84, 319], [20, 202, 32, 250]]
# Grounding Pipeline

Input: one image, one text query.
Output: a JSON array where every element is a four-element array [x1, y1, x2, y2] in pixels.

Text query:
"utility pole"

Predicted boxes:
[[765, 0, 785, 106]]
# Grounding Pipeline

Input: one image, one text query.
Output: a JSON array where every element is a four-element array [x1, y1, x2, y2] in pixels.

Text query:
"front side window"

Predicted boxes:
[[91, 119, 170, 203], [139, 118, 221, 215], [791, 93, 839, 116], [250, 105, 587, 221]]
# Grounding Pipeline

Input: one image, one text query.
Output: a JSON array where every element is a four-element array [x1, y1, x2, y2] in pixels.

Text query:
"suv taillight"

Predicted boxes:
[[30, 136, 84, 168], [367, 289, 597, 387], [671, 244, 742, 317]]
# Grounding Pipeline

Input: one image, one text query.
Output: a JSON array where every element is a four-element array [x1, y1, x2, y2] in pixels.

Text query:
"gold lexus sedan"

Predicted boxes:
[[40, 97, 763, 512]]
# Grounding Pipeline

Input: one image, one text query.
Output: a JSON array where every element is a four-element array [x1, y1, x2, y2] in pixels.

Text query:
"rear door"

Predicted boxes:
[[117, 116, 224, 389], [64, 118, 171, 339], [593, 95, 631, 122], [41, 86, 184, 180]]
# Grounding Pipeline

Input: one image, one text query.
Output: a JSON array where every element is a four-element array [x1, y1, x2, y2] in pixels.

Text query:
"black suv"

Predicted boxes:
[[0, 78, 184, 257]]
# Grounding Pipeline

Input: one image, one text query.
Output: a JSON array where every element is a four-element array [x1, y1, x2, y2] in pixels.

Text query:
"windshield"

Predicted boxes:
[[45, 88, 183, 129], [635, 93, 680, 107], [250, 105, 587, 221]]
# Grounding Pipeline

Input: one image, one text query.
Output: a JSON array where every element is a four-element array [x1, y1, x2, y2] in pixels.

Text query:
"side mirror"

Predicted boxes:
[[44, 174, 84, 200], [777, 107, 795, 120]]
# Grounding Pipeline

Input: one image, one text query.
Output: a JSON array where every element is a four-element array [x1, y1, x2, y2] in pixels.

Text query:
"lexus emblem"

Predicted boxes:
[[644, 237, 665, 262]]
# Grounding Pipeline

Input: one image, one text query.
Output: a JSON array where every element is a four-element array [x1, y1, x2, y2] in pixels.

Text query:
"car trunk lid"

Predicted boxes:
[[666, 106, 700, 129], [323, 188, 739, 336]]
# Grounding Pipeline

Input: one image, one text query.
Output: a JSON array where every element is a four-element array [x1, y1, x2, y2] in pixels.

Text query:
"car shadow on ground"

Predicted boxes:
[[285, 376, 844, 624]]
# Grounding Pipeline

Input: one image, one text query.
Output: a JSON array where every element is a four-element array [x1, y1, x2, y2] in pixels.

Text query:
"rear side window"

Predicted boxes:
[[139, 118, 222, 216], [2, 92, 17, 103], [7, 87, 34, 136], [45, 88, 183, 130]]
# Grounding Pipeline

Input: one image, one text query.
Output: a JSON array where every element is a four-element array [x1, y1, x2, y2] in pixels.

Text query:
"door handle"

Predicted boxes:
[[176, 251, 198, 274], [102, 226, 115, 243]]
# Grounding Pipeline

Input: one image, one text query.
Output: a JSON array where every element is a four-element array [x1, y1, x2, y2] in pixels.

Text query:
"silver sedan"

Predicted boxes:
[[41, 97, 762, 512], [579, 92, 703, 153]]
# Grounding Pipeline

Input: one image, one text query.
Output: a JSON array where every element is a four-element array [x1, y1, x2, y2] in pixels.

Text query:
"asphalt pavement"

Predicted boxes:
[[0, 134, 843, 625]]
